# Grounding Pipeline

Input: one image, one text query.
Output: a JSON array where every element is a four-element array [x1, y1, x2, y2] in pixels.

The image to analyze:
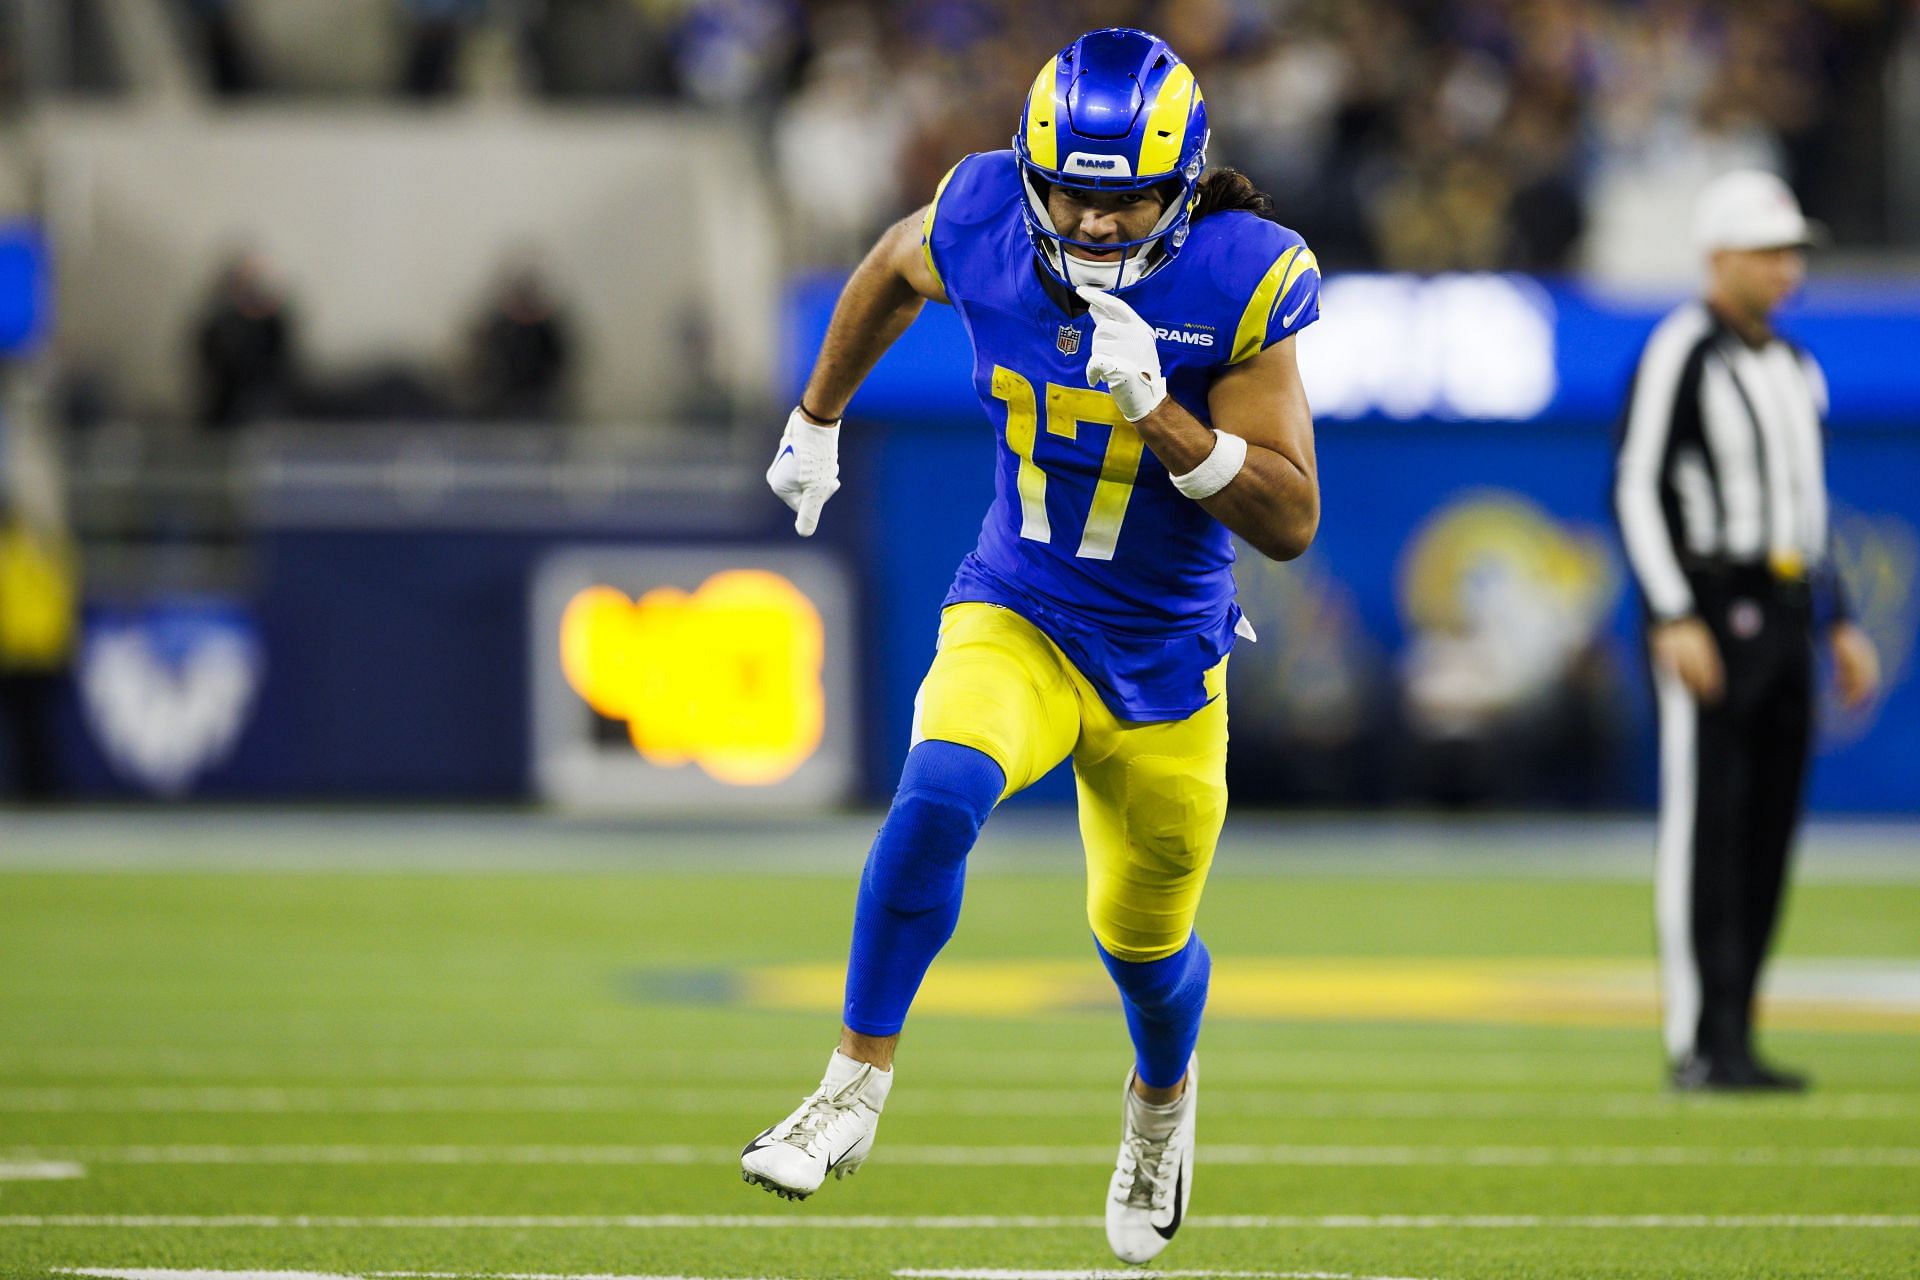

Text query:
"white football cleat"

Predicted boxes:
[[740, 1050, 891, 1200], [1105, 1055, 1196, 1264]]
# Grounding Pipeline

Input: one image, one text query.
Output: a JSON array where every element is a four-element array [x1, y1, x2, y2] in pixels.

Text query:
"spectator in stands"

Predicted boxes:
[[668, 0, 804, 109], [193, 251, 298, 431], [0, 498, 77, 800], [402, 0, 489, 97], [465, 263, 571, 423], [171, 0, 254, 96], [772, 5, 904, 263]]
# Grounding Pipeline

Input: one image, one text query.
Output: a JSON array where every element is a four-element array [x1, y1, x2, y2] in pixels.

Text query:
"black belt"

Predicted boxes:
[[1684, 561, 1811, 603]]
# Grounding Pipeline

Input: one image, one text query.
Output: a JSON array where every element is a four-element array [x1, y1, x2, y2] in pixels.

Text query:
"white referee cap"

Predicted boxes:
[[1693, 170, 1822, 253]]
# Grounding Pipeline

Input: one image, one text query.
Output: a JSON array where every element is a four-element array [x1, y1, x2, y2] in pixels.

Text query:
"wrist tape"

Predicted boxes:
[[1170, 429, 1248, 500]]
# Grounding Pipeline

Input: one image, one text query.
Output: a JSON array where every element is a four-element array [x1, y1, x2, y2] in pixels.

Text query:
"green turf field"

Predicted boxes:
[[1, 813, 1917, 1280]]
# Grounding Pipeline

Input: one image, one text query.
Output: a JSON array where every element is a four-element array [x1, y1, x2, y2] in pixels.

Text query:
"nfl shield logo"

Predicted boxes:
[[1056, 324, 1081, 356]]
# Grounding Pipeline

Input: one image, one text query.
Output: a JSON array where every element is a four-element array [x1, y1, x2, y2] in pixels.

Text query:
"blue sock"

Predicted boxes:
[[842, 740, 1004, 1037], [1097, 933, 1211, 1088]]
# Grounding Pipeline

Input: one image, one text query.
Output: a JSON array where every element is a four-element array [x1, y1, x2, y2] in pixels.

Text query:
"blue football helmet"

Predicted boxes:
[[1012, 27, 1210, 293]]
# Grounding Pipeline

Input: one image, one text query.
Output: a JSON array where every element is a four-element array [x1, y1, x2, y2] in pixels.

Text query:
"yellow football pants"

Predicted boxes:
[[910, 602, 1228, 962]]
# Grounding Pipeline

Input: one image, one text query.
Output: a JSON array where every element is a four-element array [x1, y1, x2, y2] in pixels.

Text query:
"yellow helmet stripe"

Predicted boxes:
[[1136, 63, 1196, 178], [1024, 57, 1059, 170], [1229, 245, 1301, 364], [920, 162, 961, 292]]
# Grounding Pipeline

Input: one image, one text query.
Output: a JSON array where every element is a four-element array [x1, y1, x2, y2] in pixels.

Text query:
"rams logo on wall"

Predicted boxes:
[[1822, 506, 1918, 747], [78, 601, 264, 796], [1396, 491, 1619, 736], [529, 547, 854, 810]]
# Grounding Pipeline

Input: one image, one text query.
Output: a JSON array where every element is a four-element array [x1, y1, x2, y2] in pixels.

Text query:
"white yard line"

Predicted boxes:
[[59, 1271, 793, 1280], [6, 1214, 1919, 1230], [0, 1045, 1672, 1076], [0, 1088, 638, 1113], [4, 1086, 1917, 1119], [54, 1270, 1432, 1280], [7, 1144, 1920, 1168], [0, 1160, 83, 1179], [893, 1272, 1434, 1280]]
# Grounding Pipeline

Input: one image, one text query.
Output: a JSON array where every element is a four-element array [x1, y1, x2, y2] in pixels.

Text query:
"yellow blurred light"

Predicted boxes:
[[558, 570, 826, 785]]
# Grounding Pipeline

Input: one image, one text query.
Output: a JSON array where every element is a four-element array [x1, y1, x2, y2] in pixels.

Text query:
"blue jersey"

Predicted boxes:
[[922, 150, 1322, 721]]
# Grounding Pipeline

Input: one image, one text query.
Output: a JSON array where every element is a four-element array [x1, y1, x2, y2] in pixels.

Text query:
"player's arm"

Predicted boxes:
[[1151, 335, 1316, 561], [768, 208, 947, 535], [797, 209, 948, 424], [1079, 287, 1317, 561]]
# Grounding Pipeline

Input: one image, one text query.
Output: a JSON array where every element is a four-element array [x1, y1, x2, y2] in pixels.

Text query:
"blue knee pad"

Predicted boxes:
[[842, 740, 1004, 1037], [1098, 933, 1211, 1089]]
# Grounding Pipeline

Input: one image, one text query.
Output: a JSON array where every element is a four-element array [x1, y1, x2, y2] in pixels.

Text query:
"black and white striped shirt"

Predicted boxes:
[[1613, 302, 1845, 624]]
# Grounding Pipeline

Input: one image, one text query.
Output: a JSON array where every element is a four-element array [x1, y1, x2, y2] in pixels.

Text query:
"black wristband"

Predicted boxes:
[[799, 400, 840, 426]]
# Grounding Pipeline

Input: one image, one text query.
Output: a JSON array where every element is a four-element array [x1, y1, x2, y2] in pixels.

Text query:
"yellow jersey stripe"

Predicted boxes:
[[1024, 57, 1059, 170], [920, 162, 960, 292], [1274, 247, 1320, 317], [1229, 245, 1300, 364], [1136, 64, 1195, 177]]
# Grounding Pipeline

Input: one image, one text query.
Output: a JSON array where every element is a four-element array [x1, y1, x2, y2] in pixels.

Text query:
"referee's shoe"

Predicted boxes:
[[1670, 1052, 1809, 1093]]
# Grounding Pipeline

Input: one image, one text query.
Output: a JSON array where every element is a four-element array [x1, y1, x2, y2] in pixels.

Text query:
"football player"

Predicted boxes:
[[746, 27, 1322, 1263]]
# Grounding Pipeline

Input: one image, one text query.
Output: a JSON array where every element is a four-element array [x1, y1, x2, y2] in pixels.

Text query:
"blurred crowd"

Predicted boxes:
[[23, 0, 1891, 272], [188, 251, 571, 429], [764, 0, 1906, 271]]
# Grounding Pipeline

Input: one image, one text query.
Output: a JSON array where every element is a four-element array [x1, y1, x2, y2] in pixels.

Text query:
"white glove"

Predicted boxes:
[[1078, 284, 1166, 422], [765, 406, 842, 536]]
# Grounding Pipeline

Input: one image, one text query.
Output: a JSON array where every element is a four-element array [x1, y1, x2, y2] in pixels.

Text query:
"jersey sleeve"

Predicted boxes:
[[919, 160, 965, 302], [1223, 223, 1321, 365], [920, 151, 1015, 308]]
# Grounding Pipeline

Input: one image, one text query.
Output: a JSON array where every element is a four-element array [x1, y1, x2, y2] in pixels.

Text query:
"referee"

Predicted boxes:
[[1613, 170, 1881, 1093]]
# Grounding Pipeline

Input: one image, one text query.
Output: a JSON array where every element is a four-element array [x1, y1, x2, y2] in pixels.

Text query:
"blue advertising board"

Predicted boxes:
[[788, 273, 1920, 814], [0, 221, 49, 354], [784, 272, 1920, 431]]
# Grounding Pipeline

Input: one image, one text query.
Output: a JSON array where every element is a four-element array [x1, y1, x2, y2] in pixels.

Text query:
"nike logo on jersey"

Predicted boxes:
[[1153, 326, 1215, 347], [778, 444, 794, 460], [1280, 292, 1312, 328]]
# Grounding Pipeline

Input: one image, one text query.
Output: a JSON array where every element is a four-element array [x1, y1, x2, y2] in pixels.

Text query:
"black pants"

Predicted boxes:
[[0, 671, 64, 800], [1652, 568, 1813, 1066]]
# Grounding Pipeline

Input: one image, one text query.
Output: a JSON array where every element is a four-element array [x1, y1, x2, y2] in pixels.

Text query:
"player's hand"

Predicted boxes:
[[765, 406, 842, 537], [1650, 617, 1724, 704], [1077, 284, 1166, 422], [1829, 621, 1882, 711]]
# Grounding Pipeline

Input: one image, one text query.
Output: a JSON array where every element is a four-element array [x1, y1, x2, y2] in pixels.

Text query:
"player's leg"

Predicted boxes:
[[741, 603, 1078, 1199], [1656, 659, 1756, 1087], [1733, 635, 1814, 1086], [839, 738, 1007, 1057], [842, 603, 1080, 1047], [1078, 658, 1228, 1087], [1074, 657, 1229, 1262]]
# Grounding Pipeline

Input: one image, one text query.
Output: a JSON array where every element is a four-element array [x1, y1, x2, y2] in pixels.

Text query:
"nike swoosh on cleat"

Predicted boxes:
[[823, 1140, 861, 1174], [1153, 1163, 1186, 1241], [740, 1127, 778, 1158]]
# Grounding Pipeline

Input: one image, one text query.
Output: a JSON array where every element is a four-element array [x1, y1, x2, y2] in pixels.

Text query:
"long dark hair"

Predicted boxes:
[[1191, 167, 1279, 223]]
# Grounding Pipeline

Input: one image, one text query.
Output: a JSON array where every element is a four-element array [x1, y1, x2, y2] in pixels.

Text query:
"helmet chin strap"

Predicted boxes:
[[1061, 247, 1160, 291]]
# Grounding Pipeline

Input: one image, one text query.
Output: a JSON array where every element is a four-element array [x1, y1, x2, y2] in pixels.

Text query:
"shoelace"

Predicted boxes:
[[779, 1071, 870, 1155], [1114, 1128, 1176, 1211]]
